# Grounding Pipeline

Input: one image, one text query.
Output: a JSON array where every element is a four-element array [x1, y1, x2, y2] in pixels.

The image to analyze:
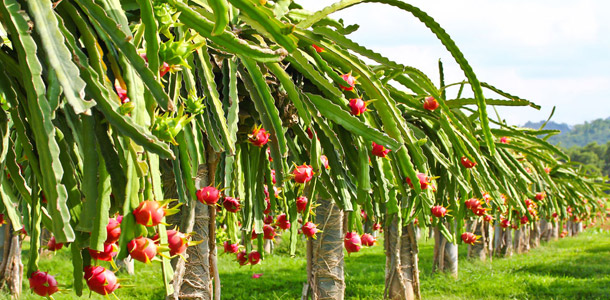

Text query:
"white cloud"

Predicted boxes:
[[298, 0, 610, 125]]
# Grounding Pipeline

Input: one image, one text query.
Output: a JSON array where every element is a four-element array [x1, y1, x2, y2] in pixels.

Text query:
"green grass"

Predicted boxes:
[[6, 228, 610, 299]]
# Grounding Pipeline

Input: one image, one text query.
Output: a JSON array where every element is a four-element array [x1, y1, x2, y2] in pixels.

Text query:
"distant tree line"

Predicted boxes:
[[565, 142, 610, 177], [533, 118, 610, 149], [524, 118, 610, 177]]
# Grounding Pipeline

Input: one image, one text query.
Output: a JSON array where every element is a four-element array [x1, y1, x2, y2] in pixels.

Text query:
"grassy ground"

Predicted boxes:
[[5, 227, 610, 299]]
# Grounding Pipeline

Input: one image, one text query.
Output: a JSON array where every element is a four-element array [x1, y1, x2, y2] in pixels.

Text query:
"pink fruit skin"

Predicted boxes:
[[133, 201, 166, 227], [406, 173, 430, 190], [89, 243, 118, 262], [85, 266, 120, 295], [349, 98, 367, 116], [276, 214, 291, 230], [236, 250, 248, 265], [296, 196, 308, 213], [106, 217, 122, 243], [224, 241, 239, 254], [263, 224, 276, 240], [223, 197, 241, 212], [431, 206, 447, 218], [423, 96, 439, 111], [465, 198, 480, 210], [371, 142, 390, 158], [361, 233, 376, 247], [301, 222, 318, 238], [293, 165, 314, 183], [165, 230, 188, 256], [461, 232, 477, 245], [249, 128, 270, 147], [47, 236, 63, 252], [128, 237, 157, 263], [344, 232, 362, 253], [320, 155, 330, 169], [248, 251, 261, 265], [339, 74, 356, 91], [460, 156, 477, 168], [196, 186, 221, 205], [29, 271, 58, 297]]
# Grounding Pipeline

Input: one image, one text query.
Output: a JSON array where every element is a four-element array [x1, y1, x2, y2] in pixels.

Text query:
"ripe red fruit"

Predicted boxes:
[[339, 73, 356, 91], [312, 44, 324, 52], [293, 164, 314, 184], [127, 237, 157, 263], [461, 232, 478, 245], [248, 251, 261, 265], [162, 230, 190, 256], [264, 198, 273, 216], [115, 83, 130, 104], [483, 214, 493, 222], [89, 243, 118, 262], [84, 266, 119, 295], [270, 169, 276, 184], [344, 232, 362, 253], [372, 223, 382, 231], [106, 216, 122, 244], [133, 200, 166, 227], [197, 186, 221, 205], [224, 241, 239, 254], [47, 236, 63, 252], [500, 218, 510, 228], [349, 98, 367, 116], [520, 215, 529, 225], [223, 197, 241, 213], [276, 214, 291, 230], [320, 155, 330, 169], [371, 142, 390, 158], [552, 212, 558, 219], [460, 156, 477, 168], [160, 62, 171, 77], [405, 173, 430, 190], [524, 198, 535, 207], [535, 192, 546, 201], [296, 196, 308, 213], [430, 205, 447, 218], [263, 215, 274, 225], [544, 167, 551, 174], [499, 136, 510, 144], [361, 233, 376, 247], [464, 198, 481, 210], [236, 250, 248, 265], [29, 271, 58, 297], [249, 127, 270, 147], [473, 206, 487, 217], [360, 209, 367, 221], [423, 96, 439, 111], [301, 222, 319, 239], [306, 127, 314, 139]]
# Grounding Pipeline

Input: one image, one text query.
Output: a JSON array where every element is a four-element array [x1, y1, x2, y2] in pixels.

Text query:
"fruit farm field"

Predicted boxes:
[[9, 228, 610, 300]]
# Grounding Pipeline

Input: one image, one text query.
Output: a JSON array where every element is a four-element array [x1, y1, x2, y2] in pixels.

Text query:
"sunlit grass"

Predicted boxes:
[[7, 228, 610, 299]]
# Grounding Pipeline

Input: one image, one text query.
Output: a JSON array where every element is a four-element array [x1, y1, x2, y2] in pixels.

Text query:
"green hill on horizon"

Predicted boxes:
[[523, 118, 610, 149]]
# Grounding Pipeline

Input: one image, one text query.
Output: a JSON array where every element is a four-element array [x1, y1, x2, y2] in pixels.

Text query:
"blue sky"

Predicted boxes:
[[300, 0, 610, 126]]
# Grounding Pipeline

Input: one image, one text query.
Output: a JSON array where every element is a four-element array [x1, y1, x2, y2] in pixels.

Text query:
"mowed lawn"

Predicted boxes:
[[6, 228, 610, 299]]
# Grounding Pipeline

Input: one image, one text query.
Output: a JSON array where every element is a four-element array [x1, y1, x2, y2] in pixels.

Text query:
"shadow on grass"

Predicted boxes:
[[219, 266, 307, 300], [524, 277, 610, 299]]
